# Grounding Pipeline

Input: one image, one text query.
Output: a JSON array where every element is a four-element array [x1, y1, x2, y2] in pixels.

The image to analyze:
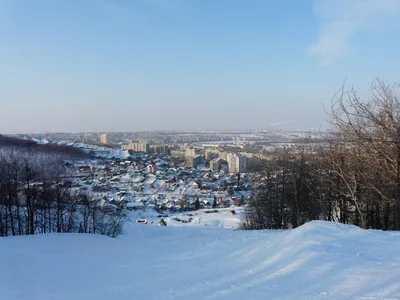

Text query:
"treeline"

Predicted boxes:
[[0, 135, 88, 157], [243, 80, 400, 231], [0, 149, 124, 237]]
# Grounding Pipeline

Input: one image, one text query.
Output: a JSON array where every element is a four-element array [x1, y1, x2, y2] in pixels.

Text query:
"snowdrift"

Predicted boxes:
[[1, 221, 400, 300]]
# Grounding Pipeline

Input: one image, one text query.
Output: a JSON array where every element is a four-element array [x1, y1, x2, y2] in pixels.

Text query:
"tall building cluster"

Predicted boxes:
[[119, 142, 247, 173], [122, 142, 150, 153], [150, 145, 172, 156]]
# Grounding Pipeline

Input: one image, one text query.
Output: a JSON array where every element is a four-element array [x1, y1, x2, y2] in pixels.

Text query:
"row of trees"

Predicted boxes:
[[0, 149, 124, 237], [243, 80, 400, 231]]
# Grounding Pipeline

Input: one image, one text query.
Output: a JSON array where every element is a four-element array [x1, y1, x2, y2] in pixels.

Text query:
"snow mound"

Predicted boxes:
[[2, 221, 400, 300]]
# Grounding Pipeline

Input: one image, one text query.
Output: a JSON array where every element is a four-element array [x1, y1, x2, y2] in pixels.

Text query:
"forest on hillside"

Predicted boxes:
[[0, 148, 124, 237], [0, 135, 88, 157]]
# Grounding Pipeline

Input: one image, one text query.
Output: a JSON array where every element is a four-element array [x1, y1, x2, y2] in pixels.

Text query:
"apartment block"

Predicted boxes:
[[122, 142, 150, 153], [100, 133, 108, 144]]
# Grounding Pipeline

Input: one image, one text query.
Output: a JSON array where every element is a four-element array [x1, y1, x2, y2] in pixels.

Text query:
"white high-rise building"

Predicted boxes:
[[226, 153, 247, 173], [100, 133, 108, 144], [235, 154, 247, 173], [185, 147, 196, 158]]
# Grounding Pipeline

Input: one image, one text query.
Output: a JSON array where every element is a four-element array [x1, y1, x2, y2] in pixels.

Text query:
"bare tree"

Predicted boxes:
[[329, 79, 400, 229], [0, 148, 125, 237]]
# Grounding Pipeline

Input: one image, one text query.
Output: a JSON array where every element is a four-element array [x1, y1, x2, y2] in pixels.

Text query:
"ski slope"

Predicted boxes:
[[2, 221, 400, 300]]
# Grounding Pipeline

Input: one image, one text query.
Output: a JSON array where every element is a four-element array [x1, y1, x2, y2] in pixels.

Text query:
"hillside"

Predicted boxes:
[[1, 221, 400, 300], [0, 134, 37, 147], [0, 134, 87, 156]]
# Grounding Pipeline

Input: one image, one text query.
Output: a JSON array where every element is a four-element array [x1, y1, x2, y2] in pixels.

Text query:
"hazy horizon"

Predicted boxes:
[[4, 126, 328, 135], [1, 0, 400, 134]]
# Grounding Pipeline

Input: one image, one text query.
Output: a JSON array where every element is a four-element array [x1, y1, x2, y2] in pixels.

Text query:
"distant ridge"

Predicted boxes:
[[0, 134, 87, 157], [0, 134, 38, 147]]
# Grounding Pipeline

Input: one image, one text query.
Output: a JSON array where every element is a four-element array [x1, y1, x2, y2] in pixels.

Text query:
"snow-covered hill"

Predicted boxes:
[[2, 221, 400, 300]]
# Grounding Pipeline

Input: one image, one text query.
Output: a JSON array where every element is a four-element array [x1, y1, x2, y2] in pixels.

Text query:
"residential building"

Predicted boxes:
[[185, 147, 196, 158], [191, 154, 203, 168], [122, 142, 150, 153], [205, 149, 219, 160], [100, 133, 108, 144], [150, 145, 172, 156], [185, 147, 197, 166], [218, 151, 228, 161], [235, 154, 247, 173], [210, 158, 223, 172], [226, 153, 247, 173], [171, 150, 185, 159], [226, 153, 235, 173]]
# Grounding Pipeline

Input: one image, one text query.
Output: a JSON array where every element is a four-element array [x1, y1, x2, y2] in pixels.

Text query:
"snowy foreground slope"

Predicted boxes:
[[2, 221, 400, 300]]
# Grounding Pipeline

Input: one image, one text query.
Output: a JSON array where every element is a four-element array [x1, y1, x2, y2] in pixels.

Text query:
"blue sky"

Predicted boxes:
[[1, 0, 400, 133]]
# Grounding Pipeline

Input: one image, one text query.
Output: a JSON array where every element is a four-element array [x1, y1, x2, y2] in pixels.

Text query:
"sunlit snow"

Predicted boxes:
[[2, 219, 400, 300]]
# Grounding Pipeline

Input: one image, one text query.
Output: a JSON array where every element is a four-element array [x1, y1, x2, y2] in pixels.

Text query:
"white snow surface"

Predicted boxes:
[[2, 221, 400, 300], [128, 208, 243, 228]]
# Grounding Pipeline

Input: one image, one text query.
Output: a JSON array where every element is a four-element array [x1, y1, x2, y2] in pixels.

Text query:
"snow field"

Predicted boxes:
[[1, 221, 400, 299], [128, 207, 243, 228]]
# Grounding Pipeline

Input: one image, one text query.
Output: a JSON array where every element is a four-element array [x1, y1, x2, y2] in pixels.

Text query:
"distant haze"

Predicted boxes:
[[1, 0, 400, 133]]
